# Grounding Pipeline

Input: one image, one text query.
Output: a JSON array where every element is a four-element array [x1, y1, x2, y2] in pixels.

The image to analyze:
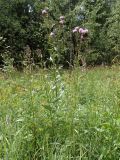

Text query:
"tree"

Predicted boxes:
[[106, 0, 120, 63], [0, 0, 119, 69]]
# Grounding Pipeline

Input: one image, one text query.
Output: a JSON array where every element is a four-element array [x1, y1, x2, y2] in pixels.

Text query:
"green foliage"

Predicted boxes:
[[0, 66, 120, 159], [0, 0, 119, 69], [106, 0, 120, 57]]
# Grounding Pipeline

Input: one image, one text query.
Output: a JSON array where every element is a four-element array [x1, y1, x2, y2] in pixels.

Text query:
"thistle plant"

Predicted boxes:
[[72, 26, 89, 68], [41, 4, 89, 69], [48, 15, 67, 68]]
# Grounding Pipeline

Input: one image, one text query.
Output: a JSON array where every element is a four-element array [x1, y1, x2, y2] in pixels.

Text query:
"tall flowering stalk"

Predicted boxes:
[[72, 26, 89, 68], [48, 15, 66, 68], [41, 6, 89, 68]]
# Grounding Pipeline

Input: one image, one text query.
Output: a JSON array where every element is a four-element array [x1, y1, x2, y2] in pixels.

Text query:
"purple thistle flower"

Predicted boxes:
[[79, 28, 84, 34]]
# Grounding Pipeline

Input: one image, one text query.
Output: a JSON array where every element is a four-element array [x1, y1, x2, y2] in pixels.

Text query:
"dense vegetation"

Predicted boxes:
[[0, 66, 120, 159], [1, 1, 120, 159], [0, 0, 120, 69]]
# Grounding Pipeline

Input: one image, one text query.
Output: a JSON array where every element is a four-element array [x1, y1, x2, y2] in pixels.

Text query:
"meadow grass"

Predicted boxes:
[[0, 66, 120, 160]]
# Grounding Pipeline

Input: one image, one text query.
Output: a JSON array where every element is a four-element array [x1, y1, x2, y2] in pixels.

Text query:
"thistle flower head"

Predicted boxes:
[[82, 29, 88, 34], [42, 9, 48, 15], [72, 29, 77, 33], [59, 20, 64, 25], [60, 16, 65, 20], [75, 26, 79, 31], [79, 28, 84, 34]]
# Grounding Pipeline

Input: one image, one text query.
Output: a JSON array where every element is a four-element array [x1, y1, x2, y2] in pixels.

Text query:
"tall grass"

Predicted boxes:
[[0, 66, 120, 159]]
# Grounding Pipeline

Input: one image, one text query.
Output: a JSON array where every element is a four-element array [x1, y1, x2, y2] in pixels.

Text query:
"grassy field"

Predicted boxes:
[[0, 66, 120, 160]]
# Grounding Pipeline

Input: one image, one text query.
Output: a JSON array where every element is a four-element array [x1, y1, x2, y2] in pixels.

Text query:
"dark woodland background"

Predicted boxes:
[[0, 0, 120, 70]]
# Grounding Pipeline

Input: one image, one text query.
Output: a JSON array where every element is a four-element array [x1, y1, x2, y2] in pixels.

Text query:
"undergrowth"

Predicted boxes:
[[0, 66, 120, 160]]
